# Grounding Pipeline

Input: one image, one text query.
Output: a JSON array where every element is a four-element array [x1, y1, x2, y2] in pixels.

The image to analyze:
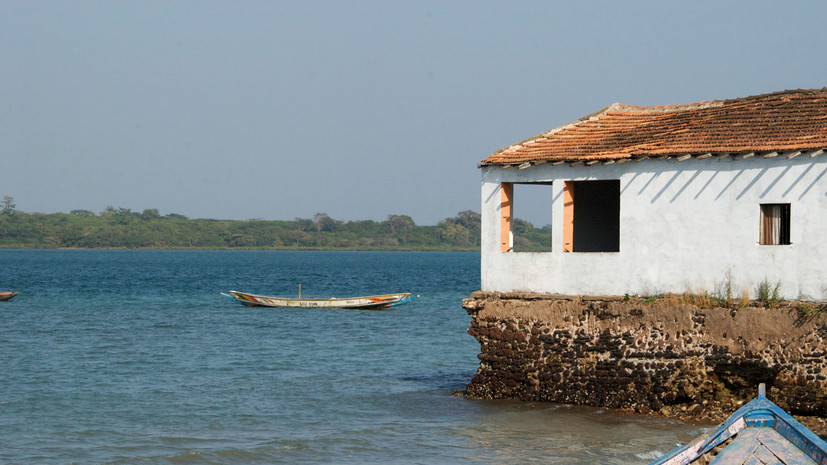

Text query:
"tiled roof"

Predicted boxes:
[[482, 88, 827, 166]]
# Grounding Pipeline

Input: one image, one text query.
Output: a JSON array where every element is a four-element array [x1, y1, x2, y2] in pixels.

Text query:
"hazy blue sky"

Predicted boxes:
[[3, 1, 827, 225]]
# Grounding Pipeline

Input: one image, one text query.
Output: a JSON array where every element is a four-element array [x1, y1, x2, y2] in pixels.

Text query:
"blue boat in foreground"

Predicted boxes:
[[650, 384, 827, 465]]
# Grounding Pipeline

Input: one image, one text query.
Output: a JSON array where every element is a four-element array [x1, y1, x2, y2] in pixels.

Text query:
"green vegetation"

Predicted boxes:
[[631, 272, 794, 311], [712, 269, 736, 306], [755, 278, 783, 307], [511, 218, 552, 252], [0, 202, 552, 251], [2, 195, 16, 215], [796, 301, 827, 316]]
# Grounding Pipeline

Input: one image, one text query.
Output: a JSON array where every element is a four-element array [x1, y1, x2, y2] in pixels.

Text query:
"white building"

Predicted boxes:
[[479, 89, 827, 300]]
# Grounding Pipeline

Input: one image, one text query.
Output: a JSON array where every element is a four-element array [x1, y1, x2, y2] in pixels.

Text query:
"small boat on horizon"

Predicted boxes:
[[222, 290, 417, 310], [0, 291, 18, 301], [649, 383, 827, 465]]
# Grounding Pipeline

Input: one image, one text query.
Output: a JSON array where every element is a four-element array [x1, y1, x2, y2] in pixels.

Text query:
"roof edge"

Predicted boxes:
[[478, 148, 827, 169]]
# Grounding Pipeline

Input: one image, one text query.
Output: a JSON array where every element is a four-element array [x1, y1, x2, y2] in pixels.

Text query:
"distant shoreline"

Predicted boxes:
[[0, 246, 481, 252], [0, 209, 553, 251], [0, 209, 554, 250]]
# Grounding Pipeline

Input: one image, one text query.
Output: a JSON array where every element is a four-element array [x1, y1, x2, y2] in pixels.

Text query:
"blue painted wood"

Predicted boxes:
[[745, 455, 777, 465], [770, 411, 827, 464], [755, 428, 818, 465], [746, 413, 776, 428], [708, 428, 761, 464], [754, 443, 785, 465]]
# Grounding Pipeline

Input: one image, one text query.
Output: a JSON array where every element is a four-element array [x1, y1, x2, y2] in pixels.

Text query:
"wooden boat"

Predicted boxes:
[[222, 290, 416, 310], [0, 291, 18, 301], [649, 383, 827, 465]]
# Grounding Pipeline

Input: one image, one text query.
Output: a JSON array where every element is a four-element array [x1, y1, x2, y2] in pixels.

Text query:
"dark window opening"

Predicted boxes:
[[760, 203, 791, 245], [564, 180, 620, 252]]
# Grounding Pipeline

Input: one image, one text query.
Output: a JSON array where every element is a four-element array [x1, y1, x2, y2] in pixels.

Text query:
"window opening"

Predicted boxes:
[[500, 183, 512, 252], [563, 180, 620, 252], [759, 204, 790, 245], [499, 182, 552, 252]]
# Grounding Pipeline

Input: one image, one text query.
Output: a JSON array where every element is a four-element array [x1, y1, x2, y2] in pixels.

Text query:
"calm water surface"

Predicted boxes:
[[0, 250, 703, 464]]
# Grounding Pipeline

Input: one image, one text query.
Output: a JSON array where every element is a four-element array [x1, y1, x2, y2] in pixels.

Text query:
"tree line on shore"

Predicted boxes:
[[0, 198, 552, 251]]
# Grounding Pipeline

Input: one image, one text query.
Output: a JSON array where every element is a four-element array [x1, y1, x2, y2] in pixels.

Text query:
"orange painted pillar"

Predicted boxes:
[[563, 181, 574, 252], [500, 183, 512, 252]]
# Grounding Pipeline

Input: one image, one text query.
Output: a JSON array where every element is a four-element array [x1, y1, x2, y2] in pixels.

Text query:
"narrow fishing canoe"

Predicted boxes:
[[649, 383, 827, 465], [0, 291, 18, 301], [222, 290, 416, 310]]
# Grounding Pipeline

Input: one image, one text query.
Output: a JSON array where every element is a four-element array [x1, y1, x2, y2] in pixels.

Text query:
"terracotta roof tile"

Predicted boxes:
[[482, 88, 827, 165]]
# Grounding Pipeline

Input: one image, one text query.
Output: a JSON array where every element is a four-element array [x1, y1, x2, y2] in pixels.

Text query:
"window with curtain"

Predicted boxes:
[[759, 204, 791, 245]]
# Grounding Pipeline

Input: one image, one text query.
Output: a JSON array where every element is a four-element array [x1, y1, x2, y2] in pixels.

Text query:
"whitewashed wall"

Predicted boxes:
[[480, 154, 827, 301]]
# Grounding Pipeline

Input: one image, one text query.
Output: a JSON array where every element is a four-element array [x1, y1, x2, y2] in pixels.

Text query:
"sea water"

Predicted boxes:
[[0, 250, 704, 464]]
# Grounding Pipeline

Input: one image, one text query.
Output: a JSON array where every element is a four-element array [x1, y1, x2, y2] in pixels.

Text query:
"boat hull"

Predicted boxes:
[[223, 291, 415, 310], [0, 292, 18, 301], [649, 384, 827, 465]]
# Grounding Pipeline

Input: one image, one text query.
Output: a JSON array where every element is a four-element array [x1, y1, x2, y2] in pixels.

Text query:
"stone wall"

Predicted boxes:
[[462, 292, 827, 424]]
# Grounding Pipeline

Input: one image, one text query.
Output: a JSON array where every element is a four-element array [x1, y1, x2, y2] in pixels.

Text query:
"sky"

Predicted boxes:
[[2, 1, 827, 226]]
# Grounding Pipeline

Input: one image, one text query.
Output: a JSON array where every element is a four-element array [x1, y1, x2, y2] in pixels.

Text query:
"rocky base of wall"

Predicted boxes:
[[462, 292, 827, 435]]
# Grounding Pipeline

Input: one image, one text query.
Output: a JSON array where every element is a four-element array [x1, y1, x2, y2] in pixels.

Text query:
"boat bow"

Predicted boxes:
[[650, 384, 827, 465]]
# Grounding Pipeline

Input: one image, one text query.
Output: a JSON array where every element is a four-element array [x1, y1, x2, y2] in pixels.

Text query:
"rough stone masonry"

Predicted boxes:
[[462, 292, 827, 430]]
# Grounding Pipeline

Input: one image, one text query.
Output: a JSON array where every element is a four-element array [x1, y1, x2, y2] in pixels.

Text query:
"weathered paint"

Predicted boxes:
[[480, 153, 827, 300]]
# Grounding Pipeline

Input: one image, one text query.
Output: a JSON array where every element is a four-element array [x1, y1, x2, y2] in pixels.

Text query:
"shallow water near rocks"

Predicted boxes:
[[0, 250, 703, 464]]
